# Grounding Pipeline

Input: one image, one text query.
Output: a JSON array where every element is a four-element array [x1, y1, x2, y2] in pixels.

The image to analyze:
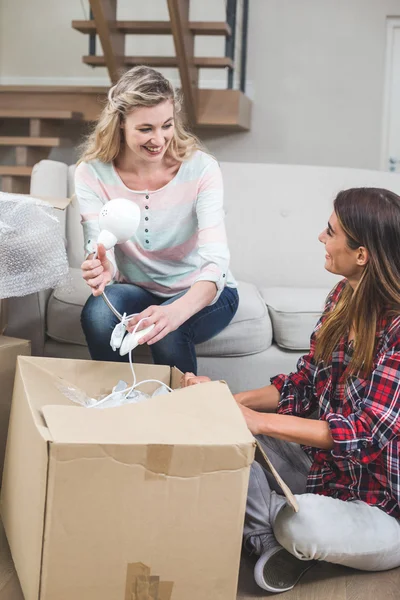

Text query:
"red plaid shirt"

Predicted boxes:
[[272, 280, 400, 517]]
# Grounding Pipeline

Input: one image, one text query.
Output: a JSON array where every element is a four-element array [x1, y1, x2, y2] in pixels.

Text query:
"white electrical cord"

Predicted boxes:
[[90, 249, 126, 322], [88, 316, 173, 409], [88, 249, 173, 407]]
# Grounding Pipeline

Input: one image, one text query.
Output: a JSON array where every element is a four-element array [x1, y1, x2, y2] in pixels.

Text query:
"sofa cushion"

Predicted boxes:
[[47, 271, 273, 357], [261, 287, 332, 350], [197, 281, 272, 357]]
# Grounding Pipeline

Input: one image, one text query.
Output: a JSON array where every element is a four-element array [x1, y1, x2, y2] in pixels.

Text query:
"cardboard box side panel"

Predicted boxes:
[[38, 445, 252, 600], [170, 367, 183, 389], [0, 338, 31, 481], [15, 357, 87, 420], [1, 370, 49, 600]]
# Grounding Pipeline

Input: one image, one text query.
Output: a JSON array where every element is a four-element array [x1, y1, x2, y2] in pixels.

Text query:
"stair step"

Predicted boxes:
[[73, 20, 231, 36], [0, 136, 66, 147], [15, 146, 51, 167], [196, 89, 252, 131], [0, 109, 82, 120], [1, 176, 30, 194], [194, 57, 233, 68], [83, 56, 234, 69], [0, 166, 32, 177]]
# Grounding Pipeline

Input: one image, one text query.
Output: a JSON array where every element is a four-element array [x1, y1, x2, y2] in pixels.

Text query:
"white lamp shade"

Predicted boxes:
[[97, 198, 141, 250]]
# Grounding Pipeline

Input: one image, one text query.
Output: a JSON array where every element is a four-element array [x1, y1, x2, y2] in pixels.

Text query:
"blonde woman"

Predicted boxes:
[[182, 188, 400, 592], [76, 66, 238, 372]]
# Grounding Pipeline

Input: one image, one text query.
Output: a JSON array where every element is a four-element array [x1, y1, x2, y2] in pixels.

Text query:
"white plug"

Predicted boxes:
[[97, 198, 141, 250], [120, 324, 156, 356]]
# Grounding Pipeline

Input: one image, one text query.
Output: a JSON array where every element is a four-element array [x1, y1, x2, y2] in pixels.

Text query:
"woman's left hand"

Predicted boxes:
[[239, 405, 266, 436], [180, 372, 212, 387], [127, 303, 184, 345]]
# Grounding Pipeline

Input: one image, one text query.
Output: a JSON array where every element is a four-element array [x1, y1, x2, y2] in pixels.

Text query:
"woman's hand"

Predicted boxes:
[[239, 405, 266, 436], [179, 375, 265, 435], [234, 391, 249, 405], [81, 244, 113, 296], [180, 372, 212, 387], [127, 303, 184, 345], [180, 374, 254, 406]]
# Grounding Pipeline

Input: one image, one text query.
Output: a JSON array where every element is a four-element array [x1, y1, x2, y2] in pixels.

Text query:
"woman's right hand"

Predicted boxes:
[[180, 373, 246, 405], [81, 243, 113, 296]]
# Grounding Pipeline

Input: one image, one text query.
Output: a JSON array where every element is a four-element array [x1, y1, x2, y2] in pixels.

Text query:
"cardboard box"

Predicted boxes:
[[1, 357, 255, 600], [0, 336, 31, 482]]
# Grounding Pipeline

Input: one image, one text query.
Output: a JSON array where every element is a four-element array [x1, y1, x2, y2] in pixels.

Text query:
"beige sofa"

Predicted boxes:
[[6, 160, 400, 393]]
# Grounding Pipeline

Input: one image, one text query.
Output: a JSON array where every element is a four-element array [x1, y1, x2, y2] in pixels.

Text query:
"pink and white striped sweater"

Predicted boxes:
[[75, 150, 237, 304]]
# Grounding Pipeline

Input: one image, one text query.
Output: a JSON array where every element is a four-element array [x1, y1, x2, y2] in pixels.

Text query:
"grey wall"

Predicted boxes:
[[204, 0, 400, 169]]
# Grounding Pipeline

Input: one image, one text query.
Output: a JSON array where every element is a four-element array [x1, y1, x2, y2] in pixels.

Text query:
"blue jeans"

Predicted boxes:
[[81, 284, 239, 374]]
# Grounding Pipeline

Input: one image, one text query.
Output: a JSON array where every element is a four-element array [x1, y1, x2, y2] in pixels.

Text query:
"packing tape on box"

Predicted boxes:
[[145, 445, 174, 477], [125, 563, 173, 600]]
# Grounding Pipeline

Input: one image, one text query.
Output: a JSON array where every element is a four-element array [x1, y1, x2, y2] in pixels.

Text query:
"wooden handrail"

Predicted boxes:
[[167, 0, 197, 126], [88, 0, 125, 84]]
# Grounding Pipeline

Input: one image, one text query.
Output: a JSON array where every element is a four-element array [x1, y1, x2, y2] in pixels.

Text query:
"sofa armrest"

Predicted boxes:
[[30, 160, 69, 198]]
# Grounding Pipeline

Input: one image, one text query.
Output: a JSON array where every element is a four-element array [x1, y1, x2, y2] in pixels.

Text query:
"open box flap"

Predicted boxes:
[[27, 195, 71, 211], [41, 381, 254, 449], [18, 356, 254, 451]]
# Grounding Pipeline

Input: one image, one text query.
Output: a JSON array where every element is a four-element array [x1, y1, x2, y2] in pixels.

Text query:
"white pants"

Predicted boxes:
[[244, 436, 400, 571]]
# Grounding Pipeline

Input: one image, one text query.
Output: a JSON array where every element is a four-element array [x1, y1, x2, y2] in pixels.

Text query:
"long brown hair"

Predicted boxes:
[[315, 187, 400, 375], [80, 65, 204, 164]]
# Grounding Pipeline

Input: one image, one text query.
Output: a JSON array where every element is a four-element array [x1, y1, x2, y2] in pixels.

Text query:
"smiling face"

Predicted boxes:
[[318, 211, 368, 285], [121, 100, 175, 164]]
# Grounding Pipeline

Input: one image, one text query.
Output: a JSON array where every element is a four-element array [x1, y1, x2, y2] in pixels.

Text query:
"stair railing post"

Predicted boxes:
[[88, 0, 125, 84], [225, 0, 237, 90], [167, 0, 198, 127], [240, 0, 249, 93]]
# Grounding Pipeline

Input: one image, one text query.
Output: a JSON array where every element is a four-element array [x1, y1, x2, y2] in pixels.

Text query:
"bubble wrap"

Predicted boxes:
[[56, 379, 170, 409], [0, 193, 70, 298]]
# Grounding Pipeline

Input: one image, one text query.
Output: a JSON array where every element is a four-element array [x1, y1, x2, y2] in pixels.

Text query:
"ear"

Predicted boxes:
[[356, 246, 369, 266]]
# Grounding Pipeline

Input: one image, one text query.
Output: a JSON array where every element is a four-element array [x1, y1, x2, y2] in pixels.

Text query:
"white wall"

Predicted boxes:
[[1, 0, 400, 169]]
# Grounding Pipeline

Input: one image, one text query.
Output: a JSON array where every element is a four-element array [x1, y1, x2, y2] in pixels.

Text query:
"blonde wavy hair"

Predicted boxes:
[[80, 66, 204, 164]]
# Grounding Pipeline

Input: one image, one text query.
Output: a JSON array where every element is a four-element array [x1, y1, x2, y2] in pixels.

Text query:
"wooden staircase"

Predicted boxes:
[[0, 110, 82, 193], [0, 0, 250, 192], [72, 0, 251, 129]]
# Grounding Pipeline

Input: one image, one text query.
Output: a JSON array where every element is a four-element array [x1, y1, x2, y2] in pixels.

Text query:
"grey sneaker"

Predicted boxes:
[[244, 530, 279, 557], [254, 545, 316, 593]]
